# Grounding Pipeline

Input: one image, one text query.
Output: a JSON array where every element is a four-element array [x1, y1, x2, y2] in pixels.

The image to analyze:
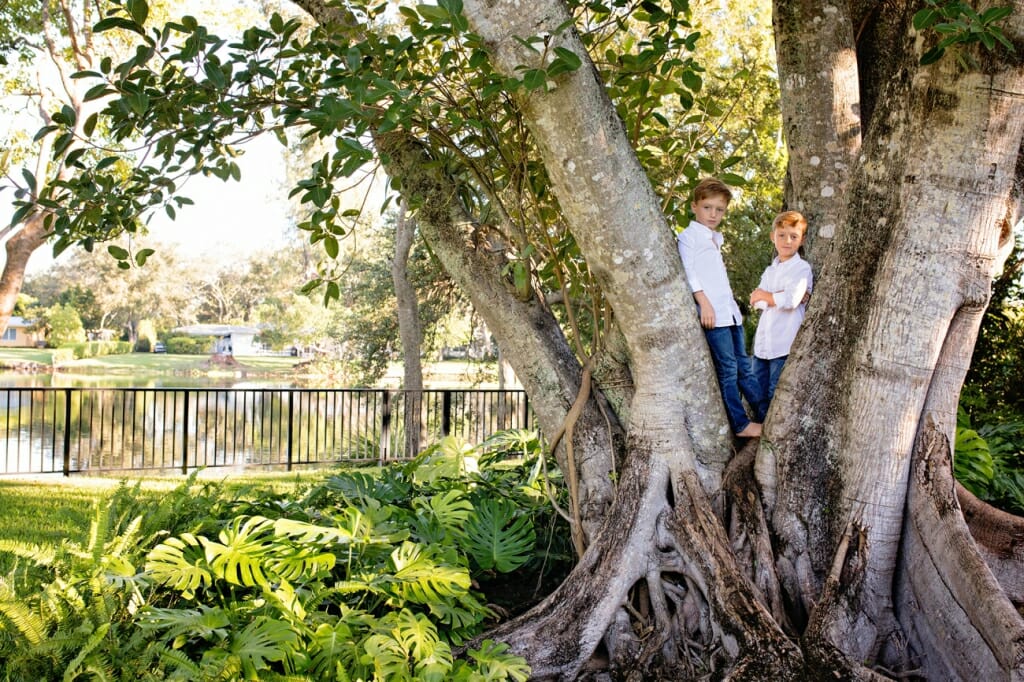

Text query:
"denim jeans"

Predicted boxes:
[[753, 355, 787, 422], [704, 325, 760, 434]]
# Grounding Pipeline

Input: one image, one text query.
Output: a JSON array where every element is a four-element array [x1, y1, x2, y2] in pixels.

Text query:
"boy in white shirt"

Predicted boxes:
[[749, 210, 813, 422], [678, 178, 762, 438]]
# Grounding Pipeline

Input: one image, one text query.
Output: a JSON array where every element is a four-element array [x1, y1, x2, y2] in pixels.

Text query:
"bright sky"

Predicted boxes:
[[21, 135, 293, 274]]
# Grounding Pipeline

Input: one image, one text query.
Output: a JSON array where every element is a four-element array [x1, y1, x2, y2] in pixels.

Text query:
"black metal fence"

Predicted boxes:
[[0, 387, 532, 476]]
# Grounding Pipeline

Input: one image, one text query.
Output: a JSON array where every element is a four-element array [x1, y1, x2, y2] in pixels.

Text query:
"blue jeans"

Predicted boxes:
[[704, 325, 760, 434], [753, 355, 787, 422]]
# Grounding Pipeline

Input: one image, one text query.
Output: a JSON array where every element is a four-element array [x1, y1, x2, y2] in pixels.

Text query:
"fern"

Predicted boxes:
[[0, 538, 58, 567], [0, 579, 47, 644]]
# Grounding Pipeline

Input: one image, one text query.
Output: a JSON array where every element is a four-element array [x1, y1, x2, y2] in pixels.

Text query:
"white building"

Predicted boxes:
[[172, 324, 263, 356]]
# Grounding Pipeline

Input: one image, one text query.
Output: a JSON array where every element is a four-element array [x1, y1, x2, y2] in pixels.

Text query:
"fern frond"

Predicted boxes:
[[61, 621, 110, 682], [0, 538, 57, 566], [0, 592, 48, 645]]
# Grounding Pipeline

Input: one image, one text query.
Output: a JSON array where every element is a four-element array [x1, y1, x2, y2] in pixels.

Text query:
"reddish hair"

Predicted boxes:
[[772, 210, 808, 235]]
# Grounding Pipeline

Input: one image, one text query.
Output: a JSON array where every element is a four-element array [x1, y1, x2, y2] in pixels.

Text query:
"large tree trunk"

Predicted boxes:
[[762, 1, 1024, 674], [0, 215, 49, 334], [294, 0, 1024, 678]]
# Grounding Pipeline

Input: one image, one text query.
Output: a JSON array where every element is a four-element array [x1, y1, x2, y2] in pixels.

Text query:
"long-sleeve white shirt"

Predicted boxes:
[[752, 253, 813, 360], [677, 220, 743, 327]]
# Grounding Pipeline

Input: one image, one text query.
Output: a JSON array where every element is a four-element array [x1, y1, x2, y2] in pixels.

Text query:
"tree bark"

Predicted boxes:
[[763, 1, 1024, 672], [390, 199, 426, 458]]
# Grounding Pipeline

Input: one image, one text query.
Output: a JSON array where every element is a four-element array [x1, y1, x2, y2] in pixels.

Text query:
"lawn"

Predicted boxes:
[[0, 346, 304, 375], [0, 470, 329, 548]]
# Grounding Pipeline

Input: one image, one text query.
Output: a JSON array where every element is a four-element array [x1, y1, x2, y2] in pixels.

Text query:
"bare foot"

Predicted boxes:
[[736, 422, 762, 438]]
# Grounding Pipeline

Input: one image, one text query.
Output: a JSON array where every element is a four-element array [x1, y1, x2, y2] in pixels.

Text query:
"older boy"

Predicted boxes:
[[678, 178, 762, 438], [749, 210, 813, 422]]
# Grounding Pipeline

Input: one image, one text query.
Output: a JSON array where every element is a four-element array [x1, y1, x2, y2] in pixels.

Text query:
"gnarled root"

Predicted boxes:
[[896, 421, 1024, 680], [957, 481, 1024, 606]]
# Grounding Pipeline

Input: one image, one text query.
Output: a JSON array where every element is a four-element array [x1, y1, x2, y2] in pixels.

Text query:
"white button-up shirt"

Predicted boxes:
[[677, 220, 743, 327], [752, 253, 813, 360]]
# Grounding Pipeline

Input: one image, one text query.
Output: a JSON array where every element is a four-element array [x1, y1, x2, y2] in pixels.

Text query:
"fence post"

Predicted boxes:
[[380, 390, 391, 464], [286, 390, 294, 471], [62, 389, 72, 476], [442, 390, 452, 437], [521, 391, 529, 430], [181, 391, 190, 475]]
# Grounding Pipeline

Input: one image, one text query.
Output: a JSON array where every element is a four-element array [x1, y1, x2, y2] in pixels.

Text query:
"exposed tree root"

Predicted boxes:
[[720, 439, 792, 632], [957, 482, 1024, 607], [896, 421, 1024, 680]]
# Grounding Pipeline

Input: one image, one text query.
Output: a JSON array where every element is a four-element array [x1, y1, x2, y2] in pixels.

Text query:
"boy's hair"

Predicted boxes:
[[692, 178, 733, 204], [773, 210, 808, 235]]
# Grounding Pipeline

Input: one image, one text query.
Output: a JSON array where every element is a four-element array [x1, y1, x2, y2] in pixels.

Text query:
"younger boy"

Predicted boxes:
[[678, 178, 762, 438], [748, 210, 813, 422]]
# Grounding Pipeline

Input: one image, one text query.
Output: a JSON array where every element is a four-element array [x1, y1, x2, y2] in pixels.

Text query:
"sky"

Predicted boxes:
[[20, 136, 294, 275]]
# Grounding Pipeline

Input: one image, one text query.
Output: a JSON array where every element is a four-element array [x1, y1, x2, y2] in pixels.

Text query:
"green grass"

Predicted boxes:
[[0, 347, 54, 365], [0, 347, 304, 375], [0, 470, 330, 547]]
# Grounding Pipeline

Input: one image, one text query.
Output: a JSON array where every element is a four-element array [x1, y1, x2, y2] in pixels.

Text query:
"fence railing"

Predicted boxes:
[[0, 387, 532, 476]]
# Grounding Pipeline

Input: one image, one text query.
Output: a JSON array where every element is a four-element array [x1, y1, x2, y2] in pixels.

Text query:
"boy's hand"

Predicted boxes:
[[694, 291, 716, 329], [750, 288, 775, 308]]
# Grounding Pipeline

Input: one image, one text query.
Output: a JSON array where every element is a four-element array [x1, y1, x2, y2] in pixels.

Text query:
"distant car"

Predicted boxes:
[[153, 342, 167, 353]]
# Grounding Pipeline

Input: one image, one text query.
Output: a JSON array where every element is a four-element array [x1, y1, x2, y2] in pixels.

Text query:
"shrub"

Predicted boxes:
[[166, 335, 213, 354], [62, 340, 133, 359], [0, 434, 569, 680]]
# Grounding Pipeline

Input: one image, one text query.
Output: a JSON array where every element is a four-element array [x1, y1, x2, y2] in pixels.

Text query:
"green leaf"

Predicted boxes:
[[913, 8, 940, 30], [107, 245, 129, 260], [324, 235, 339, 259], [522, 68, 547, 91], [553, 46, 582, 70], [127, 0, 149, 25], [94, 16, 145, 36], [681, 70, 702, 93], [145, 534, 212, 599], [135, 248, 155, 266], [460, 498, 535, 572]]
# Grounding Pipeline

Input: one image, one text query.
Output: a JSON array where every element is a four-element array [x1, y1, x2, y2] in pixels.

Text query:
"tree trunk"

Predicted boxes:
[[375, 130, 624, 544], [772, 0, 861, 265], [291, 1, 1024, 678], [763, 1, 1024, 673], [390, 199, 426, 458], [0, 215, 49, 335]]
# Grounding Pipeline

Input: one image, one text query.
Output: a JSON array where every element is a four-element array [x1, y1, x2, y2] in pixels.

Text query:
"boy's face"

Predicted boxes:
[[771, 223, 805, 261], [691, 195, 729, 230]]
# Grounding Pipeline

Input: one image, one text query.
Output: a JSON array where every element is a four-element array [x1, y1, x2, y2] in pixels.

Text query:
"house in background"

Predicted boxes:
[[1, 317, 44, 348], [172, 324, 262, 355]]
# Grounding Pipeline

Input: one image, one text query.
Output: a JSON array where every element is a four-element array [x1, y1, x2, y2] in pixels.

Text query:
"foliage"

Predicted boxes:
[[166, 334, 214, 354], [955, 406, 1024, 515], [912, 1, 1014, 65], [45, 303, 87, 347], [62, 339, 133, 359], [0, 434, 568, 680]]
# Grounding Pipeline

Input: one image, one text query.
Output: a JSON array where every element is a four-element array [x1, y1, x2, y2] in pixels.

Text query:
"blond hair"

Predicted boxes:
[[772, 210, 808, 236], [692, 177, 733, 204]]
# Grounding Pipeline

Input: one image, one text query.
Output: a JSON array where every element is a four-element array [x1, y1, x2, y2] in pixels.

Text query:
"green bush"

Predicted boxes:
[[49, 348, 75, 366], [61, 340, 133, 359], [166, 335, 213, 354], [0, 434, 569, 680]]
